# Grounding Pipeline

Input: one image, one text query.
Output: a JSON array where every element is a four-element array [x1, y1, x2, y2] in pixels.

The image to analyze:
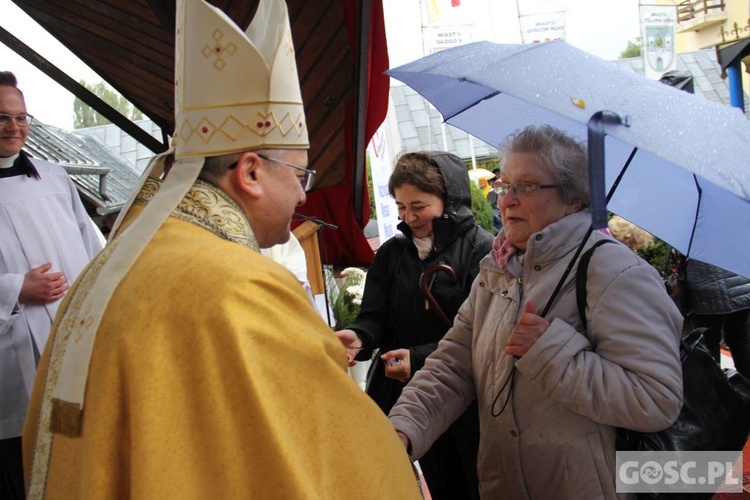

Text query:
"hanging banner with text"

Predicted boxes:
[[422, 24, 474, 54], [640, 4, 677, 80], [366, 127, 400, 245], [519, 11, 566, 44]]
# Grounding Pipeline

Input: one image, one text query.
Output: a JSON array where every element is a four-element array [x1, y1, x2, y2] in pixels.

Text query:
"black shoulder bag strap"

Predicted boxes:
[[492, 226, 600, 417], [539, 225, 597, 317], [575, 239, 616, 328]]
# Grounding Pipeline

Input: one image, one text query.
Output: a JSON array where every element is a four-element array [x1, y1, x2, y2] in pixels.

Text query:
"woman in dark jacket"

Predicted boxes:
[[337, 151, 493, 500], [686, 259, 750, 377]]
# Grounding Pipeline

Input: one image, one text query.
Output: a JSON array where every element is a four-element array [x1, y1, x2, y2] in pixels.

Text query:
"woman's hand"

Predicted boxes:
[[382, 349, 411, 383], [505, 301, 550, 358], [335, 329, 362, 367]]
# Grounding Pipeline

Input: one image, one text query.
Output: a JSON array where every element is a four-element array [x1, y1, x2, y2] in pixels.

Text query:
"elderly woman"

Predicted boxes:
[[388, 126, 683, 498], [337, 151, 493, 500]]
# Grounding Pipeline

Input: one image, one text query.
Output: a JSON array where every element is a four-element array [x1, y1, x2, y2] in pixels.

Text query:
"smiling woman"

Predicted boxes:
[[335, 150, 494, 499], [393, 183, 444, 240]]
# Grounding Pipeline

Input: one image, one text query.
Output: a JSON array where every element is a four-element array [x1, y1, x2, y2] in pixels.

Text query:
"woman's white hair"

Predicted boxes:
[[499, 125, 589, 207]]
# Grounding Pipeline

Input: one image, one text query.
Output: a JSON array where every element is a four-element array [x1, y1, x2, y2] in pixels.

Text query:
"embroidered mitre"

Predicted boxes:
[[175, 0, 308, 158]]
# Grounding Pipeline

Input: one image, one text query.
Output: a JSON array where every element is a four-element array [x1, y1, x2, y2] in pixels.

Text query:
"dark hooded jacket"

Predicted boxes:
[[686, 259, 750, 314], [349, 152, 493, 415]]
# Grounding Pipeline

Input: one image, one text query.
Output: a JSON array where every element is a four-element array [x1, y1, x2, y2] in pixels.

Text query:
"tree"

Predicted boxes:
[[73, 80, 144, 129], [638, 237, 672, 277], [470, 181, 495, 234], [619, 38, 642, 59]]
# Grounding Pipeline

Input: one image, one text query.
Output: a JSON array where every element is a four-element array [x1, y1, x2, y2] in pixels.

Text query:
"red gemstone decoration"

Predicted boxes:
[[257, 122, 264, 128], [201, 126, 209, 134], [265, 121, 271, 128]]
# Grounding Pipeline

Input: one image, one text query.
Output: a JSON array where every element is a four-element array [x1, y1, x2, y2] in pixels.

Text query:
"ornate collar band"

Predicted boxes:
[[171, 179, 259, 251]]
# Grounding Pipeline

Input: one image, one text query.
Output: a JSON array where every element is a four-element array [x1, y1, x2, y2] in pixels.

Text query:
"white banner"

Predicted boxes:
[[519, 11, 566, 44], [640, 4, 677, 79], [366, 127, 400, 245], [422, 24, 474, 54]]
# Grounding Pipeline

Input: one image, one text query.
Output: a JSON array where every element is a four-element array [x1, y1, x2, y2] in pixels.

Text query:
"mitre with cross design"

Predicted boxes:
[[174, 0, 309, 158]]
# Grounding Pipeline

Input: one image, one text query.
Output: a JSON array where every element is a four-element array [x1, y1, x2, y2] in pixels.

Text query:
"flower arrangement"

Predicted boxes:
[[328, 267, 367, 330]]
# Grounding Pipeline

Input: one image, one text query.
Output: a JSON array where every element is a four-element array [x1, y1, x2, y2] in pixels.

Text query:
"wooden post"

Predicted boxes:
[[292, 220, 325, 296]]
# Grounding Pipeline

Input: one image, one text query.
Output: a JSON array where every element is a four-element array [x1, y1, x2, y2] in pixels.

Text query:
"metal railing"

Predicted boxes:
[[677, 0, 725, 24]]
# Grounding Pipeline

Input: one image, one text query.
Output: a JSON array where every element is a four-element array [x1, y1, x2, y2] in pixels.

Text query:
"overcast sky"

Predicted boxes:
[[1, 0, 643, 130]]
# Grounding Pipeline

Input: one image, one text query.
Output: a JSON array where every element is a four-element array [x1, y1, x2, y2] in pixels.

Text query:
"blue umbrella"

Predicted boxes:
[[387, 40, 750, 278]]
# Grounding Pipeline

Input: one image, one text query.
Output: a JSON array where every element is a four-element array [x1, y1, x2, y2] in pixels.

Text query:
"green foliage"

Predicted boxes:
[[475, 157, 500, 171], [470, 181, 495, 234], [73, 80, 144, 129], [619, 38, 642, 59], [638, 238, 672, 276]]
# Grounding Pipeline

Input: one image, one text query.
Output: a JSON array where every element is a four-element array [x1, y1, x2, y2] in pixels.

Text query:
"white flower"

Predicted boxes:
[[346, 284, 365, 299], [342, 267, 366, 280], [325, 266, 368, 330]]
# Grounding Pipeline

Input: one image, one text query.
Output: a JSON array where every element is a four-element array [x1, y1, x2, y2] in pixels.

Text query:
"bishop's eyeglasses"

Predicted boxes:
[[257, 154, 316, 192], [229, 153, 316, 192]]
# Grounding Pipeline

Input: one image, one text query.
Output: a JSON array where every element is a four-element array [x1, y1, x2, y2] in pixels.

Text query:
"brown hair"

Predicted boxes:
[[388, 152, 446, 201]]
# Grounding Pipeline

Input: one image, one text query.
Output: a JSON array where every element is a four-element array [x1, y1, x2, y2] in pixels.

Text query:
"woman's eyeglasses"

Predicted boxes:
[[493, 181, 560, 197]]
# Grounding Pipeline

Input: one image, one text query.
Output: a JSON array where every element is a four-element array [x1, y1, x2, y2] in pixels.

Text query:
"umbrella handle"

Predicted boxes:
[[419, 264, 458, 327], [587, 111, 627, 229]]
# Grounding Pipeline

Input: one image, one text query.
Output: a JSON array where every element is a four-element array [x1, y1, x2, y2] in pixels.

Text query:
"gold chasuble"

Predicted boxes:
[[23, 182, 422, 498]]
